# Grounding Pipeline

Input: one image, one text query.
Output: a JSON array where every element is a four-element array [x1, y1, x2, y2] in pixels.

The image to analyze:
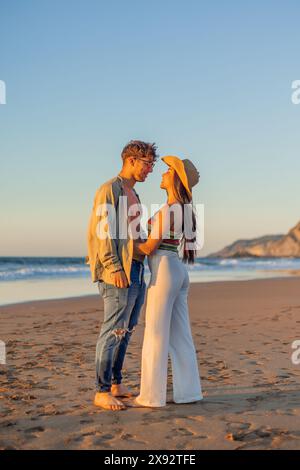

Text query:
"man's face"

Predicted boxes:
[[131, 156, 155, 182]]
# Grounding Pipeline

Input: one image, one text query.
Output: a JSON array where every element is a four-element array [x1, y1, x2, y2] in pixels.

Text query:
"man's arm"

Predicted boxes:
[[93, 184, 125, 277]]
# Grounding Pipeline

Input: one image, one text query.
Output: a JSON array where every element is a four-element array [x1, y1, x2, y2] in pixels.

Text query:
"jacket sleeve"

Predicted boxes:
[[92, 184, 123, 274]]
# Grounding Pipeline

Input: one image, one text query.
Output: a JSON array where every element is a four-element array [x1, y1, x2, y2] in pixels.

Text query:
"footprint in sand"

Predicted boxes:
[[172, 427, 194, 437], [24, 426, 45, 438], [226, 426, 291, 449], [91, 433, 116, 446], [79, 419, 94, 425], [227, 423, 252, 439], [120, 433, 147, 445]]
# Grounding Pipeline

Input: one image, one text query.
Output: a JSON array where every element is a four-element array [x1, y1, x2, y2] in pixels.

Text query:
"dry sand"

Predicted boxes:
[[1, 277, 300, 450]]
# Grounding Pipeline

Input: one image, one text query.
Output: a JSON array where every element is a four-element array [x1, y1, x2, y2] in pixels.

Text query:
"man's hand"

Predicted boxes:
[[110, 270, 129, 288]]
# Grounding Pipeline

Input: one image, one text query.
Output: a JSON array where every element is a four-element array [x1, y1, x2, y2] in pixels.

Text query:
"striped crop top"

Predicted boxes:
[[147, 204, 183, 253]]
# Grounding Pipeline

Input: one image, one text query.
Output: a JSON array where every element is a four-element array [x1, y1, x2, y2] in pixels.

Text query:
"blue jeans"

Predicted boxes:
[[95, 260, 146, 392]]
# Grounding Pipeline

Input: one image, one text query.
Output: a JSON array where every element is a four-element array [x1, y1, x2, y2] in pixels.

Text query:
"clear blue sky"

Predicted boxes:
[[1, 0, 299, 256]]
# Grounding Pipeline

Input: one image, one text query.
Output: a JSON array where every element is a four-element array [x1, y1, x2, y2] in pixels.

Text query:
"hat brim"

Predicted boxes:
[[161, 155, 192, 198]]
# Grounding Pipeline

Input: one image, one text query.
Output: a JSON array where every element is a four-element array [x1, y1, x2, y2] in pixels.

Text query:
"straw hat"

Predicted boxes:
[[161, 155, 200, 199]]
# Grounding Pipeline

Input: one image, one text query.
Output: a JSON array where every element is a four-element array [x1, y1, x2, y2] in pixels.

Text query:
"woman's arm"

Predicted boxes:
[[133, 205, 172, 256]]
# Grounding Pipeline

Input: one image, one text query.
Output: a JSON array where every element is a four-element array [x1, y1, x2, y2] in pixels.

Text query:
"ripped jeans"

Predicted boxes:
[[95, 260, 146, 392]]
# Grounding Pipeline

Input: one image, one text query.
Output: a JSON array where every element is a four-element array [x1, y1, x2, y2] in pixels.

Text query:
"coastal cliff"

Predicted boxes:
[[208, 221, 300, 258]]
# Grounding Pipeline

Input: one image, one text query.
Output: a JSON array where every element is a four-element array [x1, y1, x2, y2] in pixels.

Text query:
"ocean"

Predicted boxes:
[[0, 256, 300, 306]]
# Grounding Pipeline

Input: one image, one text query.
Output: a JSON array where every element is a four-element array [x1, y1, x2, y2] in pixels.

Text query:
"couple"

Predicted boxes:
[[87, 140, 203, 411]]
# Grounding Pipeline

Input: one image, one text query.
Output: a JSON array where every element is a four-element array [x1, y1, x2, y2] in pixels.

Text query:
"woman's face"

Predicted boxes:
[[160, 166, 175, 190]]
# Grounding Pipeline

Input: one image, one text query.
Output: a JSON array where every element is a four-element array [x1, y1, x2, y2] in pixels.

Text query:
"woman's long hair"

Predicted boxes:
[[171, 172, 197, 264]]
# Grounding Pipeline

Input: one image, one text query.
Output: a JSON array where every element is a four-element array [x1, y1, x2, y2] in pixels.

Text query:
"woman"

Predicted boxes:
[[132, 156, 203, 407]]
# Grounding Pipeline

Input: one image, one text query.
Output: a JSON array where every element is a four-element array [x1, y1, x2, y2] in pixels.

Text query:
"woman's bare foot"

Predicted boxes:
[[94, 392, 126, 411], [126, 397, 145, 408], [111, 383, 137, 398]]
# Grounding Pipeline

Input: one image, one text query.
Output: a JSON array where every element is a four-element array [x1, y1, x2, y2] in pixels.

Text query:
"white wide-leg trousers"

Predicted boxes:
[[136, 249, 203, 407]]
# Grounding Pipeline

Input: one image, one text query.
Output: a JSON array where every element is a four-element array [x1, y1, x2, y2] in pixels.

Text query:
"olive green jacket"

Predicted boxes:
[[86, 175, 141, 285]]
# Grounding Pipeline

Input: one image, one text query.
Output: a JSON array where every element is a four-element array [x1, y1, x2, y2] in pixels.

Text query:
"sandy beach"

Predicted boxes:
[[1, 277, 300, 450]]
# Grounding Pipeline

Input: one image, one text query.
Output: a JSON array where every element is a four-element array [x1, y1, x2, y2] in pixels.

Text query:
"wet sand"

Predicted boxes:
[[1, 277, 300, 450]]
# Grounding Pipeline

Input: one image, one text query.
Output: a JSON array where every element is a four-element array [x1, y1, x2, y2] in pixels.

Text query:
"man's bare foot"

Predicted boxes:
[[94, 392, 126, 411], [111, 383, 137, 398]]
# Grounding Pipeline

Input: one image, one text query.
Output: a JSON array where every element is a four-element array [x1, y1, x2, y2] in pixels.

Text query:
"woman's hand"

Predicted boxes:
[[133, 239, 143, 257]]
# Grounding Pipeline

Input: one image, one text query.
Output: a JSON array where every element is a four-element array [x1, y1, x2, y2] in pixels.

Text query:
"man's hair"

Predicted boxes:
[[121, 140, 159, 162]]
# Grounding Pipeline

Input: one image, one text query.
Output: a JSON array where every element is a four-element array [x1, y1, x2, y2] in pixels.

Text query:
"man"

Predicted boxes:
[[87, 140, 158, 411]]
